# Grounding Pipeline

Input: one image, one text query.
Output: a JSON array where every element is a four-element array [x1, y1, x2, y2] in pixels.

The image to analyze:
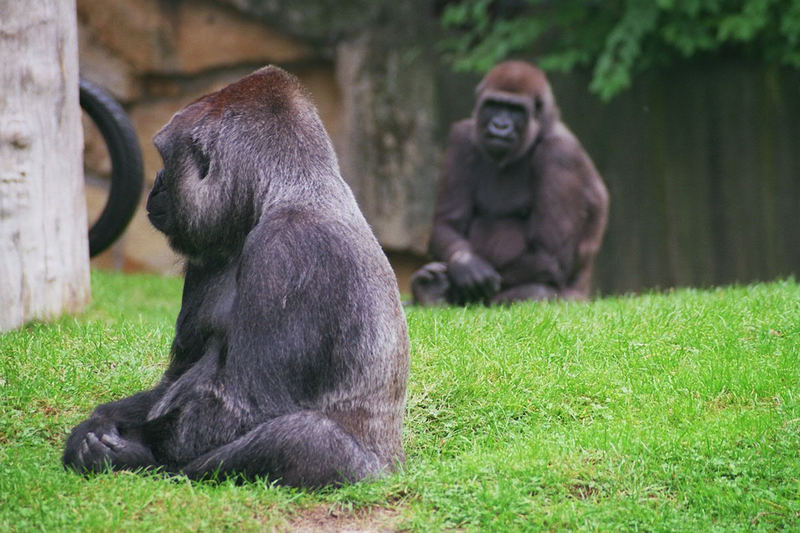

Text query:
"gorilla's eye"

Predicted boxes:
[[190, 141, 211, 180], [534, 97, 544, 114]]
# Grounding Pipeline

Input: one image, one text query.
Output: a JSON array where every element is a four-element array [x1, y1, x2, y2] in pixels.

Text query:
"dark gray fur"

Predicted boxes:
[[62, 66, 409, 487]]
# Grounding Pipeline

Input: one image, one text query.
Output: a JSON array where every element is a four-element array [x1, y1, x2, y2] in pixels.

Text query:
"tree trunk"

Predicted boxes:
[[0, 0, 90, 332]]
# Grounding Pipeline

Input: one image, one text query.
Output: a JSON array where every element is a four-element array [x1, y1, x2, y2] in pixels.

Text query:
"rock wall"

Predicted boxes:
[[78, 1, 800, 296], [80, 0, 434, 286]]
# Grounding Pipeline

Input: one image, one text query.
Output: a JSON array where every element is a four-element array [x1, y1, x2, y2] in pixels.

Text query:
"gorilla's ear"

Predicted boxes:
[[534, 96, 544, 115], [189, 137, 211, 180]]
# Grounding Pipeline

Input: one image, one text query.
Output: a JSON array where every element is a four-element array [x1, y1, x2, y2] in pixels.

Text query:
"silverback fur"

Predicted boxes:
[[63, 66, 410, 487]]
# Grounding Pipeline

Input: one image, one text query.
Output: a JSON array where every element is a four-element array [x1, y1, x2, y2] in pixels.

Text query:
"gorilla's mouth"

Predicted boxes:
[[483, 134, 515, 156], [146, 192, 171, 232], [147, 209, 169, 231]]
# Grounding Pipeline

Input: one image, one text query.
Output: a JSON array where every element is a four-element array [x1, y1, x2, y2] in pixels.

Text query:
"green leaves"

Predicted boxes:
[[440, 0, 800, 100], [717, 0, 775, 41], [591, 0, 660, 101]]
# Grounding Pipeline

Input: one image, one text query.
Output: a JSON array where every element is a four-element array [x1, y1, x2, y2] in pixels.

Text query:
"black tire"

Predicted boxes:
[[80, 78, 144, 257]]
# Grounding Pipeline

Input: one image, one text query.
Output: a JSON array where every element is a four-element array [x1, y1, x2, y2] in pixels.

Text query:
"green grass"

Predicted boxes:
[[1, 271, 798, 531]]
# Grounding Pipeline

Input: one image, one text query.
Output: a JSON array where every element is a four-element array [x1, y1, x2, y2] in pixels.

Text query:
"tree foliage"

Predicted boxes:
[[440, 0, 800, 100]]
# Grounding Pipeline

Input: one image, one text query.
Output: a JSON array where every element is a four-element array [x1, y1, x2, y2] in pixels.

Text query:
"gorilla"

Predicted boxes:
[[411, 60, 608, 306], [63, 66, 410, 488]]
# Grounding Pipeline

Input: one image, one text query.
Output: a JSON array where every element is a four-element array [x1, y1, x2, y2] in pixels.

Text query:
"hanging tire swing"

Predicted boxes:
[[80, 78, 143, 257]]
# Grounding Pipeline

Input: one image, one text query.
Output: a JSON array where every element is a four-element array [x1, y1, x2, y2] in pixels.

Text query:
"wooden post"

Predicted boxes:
[[0, 0, 90, 331]]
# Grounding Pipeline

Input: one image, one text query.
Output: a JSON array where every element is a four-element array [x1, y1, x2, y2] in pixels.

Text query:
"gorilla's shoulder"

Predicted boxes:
[[533, 122, 600, 184], [242, 205, 371, 276], [446, 119, 482, 161], [535, 123, 587, 162], [543, 122, 580, 148], [247, 206, 343, 250], [448, 119, 476, 142]]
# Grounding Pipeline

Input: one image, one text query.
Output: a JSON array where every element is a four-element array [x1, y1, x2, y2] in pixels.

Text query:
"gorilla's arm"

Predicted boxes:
[[429, 121, 501, 302], [563, 182, 608, 299], [61, 270, 228, 474], [531, 130, 608, 301], [560, 147, 608, 299], [62, 271, 223, 474], [89, 387, 165, 422], [429, 121, 475, 261]]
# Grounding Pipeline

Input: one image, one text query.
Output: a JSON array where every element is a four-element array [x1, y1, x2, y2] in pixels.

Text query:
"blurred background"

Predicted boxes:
[[81, 0, 800, 295]]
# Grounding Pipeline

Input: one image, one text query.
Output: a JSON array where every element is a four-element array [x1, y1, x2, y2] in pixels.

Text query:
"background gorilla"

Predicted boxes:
[[63, 66, 410, 488], [411, 60, 609, 306]]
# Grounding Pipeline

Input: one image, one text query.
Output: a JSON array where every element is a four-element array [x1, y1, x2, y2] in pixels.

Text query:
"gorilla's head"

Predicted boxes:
[[473, 61, 559, 166], [146, 66, 338, 262]]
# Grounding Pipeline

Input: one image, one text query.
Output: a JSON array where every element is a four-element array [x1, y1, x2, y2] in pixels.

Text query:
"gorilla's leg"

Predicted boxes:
[[489, 283, 557, 305], [410, 262, 451, 306], [182, 410, 383, 487]]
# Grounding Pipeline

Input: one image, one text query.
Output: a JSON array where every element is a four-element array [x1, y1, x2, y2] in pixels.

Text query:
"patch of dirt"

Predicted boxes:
[[285, 505, 405, 533], [568, 483, 600, 500]]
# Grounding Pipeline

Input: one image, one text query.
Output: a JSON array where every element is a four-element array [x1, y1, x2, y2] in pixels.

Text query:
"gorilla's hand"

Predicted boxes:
[[62, 418, 155, 474], [447, 250, 501, 304]]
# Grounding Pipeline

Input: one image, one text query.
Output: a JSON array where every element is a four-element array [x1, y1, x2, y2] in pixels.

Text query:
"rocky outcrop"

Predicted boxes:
[[79, 0, 436, 281]]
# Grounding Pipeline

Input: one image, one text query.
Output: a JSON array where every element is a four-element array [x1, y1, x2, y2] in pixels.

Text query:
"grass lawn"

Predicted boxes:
[[1, 271, 798, 531]]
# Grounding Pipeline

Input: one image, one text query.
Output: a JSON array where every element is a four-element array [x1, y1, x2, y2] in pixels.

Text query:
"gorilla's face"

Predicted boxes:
[[477, 99, 530, 160], [146, 124, 211, 238], [145, 103, 251, 262], [472, 61, 556, 166]]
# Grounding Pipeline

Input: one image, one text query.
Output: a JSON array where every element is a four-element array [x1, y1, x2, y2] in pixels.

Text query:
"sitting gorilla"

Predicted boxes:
[[411, 61, 608, 306], [63, 66, 410, 488]]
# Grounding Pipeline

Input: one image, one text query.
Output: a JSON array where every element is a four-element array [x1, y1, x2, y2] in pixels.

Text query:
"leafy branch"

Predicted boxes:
[[440, 0, 800, 100]]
